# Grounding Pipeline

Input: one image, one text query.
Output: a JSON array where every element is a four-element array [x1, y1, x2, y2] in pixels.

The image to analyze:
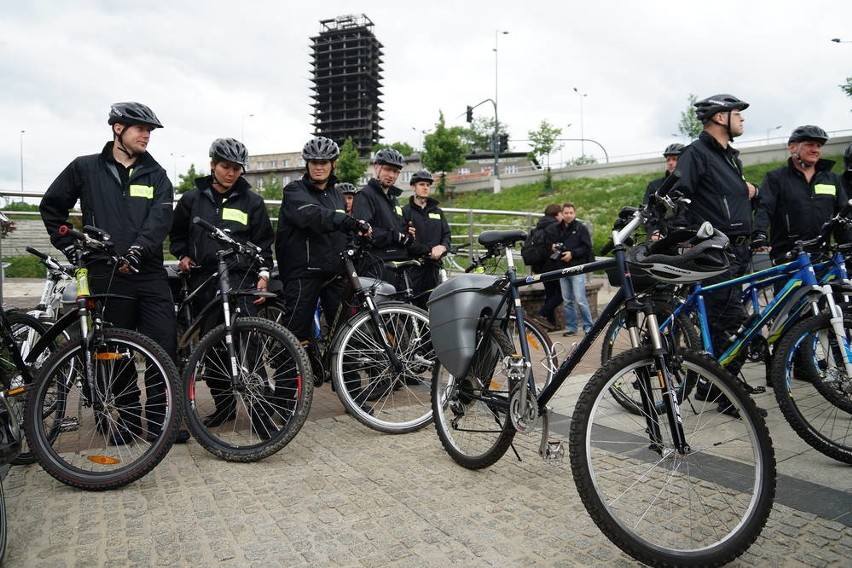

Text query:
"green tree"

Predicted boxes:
[[421, 111, 469, 197], [841, 76, 852, 99], [336, 137, 366, 185], [527, 120, 563, 191], [371, 141, 415, 157], [257, 174, 283, 201], [463, 117, 508, 153], [677, 93, 702, 140], [568, 154, 598, 166], [175, 164, 205, 194]]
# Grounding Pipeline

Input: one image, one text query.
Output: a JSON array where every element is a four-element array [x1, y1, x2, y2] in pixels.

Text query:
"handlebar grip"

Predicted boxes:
[[58, 224, 87, 241], [26, 246, 49, 260], [192, 216, 218, 233], [656, 171, 680, 197]]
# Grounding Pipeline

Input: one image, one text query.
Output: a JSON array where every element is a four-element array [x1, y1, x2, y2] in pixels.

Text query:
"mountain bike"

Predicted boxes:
[[428, 198, 775, 566], [180, 217, 312, 462], [23, 225, 181, 491]]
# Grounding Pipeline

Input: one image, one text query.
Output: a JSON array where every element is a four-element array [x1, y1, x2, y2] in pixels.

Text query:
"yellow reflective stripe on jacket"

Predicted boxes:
[[222, 208, 248, 225], [129, 184, 154, 198], [395, 205, 403, 216], [428, 213, 441, 220], [814, 184, 836, 196]]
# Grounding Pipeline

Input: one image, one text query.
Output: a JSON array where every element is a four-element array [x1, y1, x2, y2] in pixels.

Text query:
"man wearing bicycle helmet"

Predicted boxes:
[[275, 137, 370, 343], [672, 94, 764, 416], [40, 102, 188, 443], [643, 143, 684, 239], [338, 182, 359, 216], [752, 126, 850, 263], [169, 138, 275, 431], [402, 170, 451, 305], [352, 148, 415, 286]]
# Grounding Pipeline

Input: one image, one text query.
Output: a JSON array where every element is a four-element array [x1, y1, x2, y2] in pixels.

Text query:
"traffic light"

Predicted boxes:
[[499, 133, 509, 153], [465, 105, 473, 123]]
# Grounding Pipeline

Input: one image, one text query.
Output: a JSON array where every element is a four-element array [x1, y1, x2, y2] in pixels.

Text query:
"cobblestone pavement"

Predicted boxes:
[[2, 281, 852, 566]]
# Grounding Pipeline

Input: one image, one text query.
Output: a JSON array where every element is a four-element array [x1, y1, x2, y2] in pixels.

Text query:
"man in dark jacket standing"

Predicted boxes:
[[275, 137, 369, 343], [39, 101, 186, 443], [352, 148, 415, 286], [643, 143, 684, 238], [402, 170, 451, 306], [170, 138, 274, 430], [841, 143, 852, 199], [528, 204, 563, 331], [753, 126, 850, 263], [549, 202, 594, 336]]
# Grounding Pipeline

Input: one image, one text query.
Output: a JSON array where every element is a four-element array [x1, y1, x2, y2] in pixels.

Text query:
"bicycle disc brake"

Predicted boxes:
[[505, 356, 538, 434]]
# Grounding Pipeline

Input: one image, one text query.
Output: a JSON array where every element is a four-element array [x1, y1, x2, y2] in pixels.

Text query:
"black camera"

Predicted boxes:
[[550, 243, 569, 261]]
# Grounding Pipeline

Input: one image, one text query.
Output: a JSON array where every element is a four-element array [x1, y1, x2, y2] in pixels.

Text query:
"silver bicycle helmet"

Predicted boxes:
[[626, 223, 730, 283], [694, 94, 749, 124], [108, 102, 163, 129], [409, 170, 434, 185], [373, 148, 405, 169], [302, 137, 340, 161], [788, 125, 829, 144], [209, 138, 249, 168], [337, 182, 359, 195], [663, 143, 685, 157]]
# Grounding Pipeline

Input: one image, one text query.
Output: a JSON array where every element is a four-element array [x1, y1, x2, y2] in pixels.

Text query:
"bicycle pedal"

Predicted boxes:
[[541, 439, 565, 464], [59, 417, 80, 433]]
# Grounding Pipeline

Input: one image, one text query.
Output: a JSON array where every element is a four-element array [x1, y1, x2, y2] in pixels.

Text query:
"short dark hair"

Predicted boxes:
[[562, 202, 576, 211], [544, 203, 561, 217]]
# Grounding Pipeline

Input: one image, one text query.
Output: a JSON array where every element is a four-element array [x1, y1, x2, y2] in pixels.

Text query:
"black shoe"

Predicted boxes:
[[203, 408, 236, 428], [111, 429, 136, 446], [530, 314, 558, 332], [175, 429, 191, 444], [717, 400, 768, 419], [562, 330, 576, 337]]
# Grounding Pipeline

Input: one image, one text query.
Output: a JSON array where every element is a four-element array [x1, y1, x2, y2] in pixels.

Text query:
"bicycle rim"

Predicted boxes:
[[431, 325, 516, 469], [25, 329, 180, 491], [184, 318, 313, 462], [331, 303, 434, 433], [507, 315, 556, 390], [570, 348, 775, 566]]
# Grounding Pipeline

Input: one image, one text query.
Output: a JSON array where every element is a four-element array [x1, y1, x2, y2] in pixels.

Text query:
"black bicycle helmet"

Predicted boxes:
[[788, 125, 829, 144], [302, 137, 340, 161], [694, 94, 749, 124], [663, 143, 685, 157], [338, 182, 359, 195], [209, 137, 249, 168], [626, 224, 730, 283], [373, 148, 405, 169], [108, 102, 163, 129], [845, 142, 852, 172], [409, 170, 434, 185]]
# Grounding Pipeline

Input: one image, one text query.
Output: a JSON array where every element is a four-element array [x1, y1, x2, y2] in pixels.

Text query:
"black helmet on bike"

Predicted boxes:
[[337, 182, 359, 195], [302, 137, 340, 161], [209, 138, 249, 168], [626, 223, 730, 283], [788, 125, 829, 145], [409, 170, 434, 185], [694, 94, 749, 124], [108, 102, 163, 129], [373, 148, 405, 169], [663, 143, 685, 157]]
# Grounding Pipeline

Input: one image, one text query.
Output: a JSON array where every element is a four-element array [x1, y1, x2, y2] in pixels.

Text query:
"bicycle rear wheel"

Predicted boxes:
[[331, 303, 434, 433], [184, 318, 312, 462], [25, 328, 180, 491], [570, 347, 775, 566], [507, 315, 556, 390], [431, 325, 516, 469], [772, 313, 852, 464]]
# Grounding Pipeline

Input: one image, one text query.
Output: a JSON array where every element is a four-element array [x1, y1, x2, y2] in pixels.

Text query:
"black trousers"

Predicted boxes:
[[280, 274, 345, 342], [703, 242, 751, 359]]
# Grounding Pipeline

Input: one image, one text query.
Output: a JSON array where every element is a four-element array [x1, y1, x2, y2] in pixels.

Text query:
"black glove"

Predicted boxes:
[[62, 245, 77, 265], [340, 216, 359, 232], [396, 232, 413, 247], [124, 245, 144, 272], [750, 232, 768, 251]]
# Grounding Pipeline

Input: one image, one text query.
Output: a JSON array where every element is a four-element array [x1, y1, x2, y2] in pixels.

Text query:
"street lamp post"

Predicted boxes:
[[19, 130, 25, 202], [766, 125, 782, 143], [573, 87, 587, 157], [493, 30, 508, 193]]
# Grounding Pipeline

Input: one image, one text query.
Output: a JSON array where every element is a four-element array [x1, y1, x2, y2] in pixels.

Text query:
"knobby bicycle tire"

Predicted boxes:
[[569, 347, 775, 567], [24, 328, 181, 491], [771, 313, 852, 464], [431, 324, 516, 469], [331, 302, 434, 434], [0, 478, 6, 563], [183, 317, 313, 462]]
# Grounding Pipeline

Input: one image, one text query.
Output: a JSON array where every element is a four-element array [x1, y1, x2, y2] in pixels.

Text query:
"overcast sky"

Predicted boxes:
[[1, 0, 851, 194]]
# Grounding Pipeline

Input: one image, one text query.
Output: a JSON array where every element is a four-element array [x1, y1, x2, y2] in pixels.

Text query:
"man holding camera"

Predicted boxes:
[[547, 202, 594, 336]]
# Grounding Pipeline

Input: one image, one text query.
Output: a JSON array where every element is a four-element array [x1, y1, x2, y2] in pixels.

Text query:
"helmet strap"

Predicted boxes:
[[113, 125, 138, 161]]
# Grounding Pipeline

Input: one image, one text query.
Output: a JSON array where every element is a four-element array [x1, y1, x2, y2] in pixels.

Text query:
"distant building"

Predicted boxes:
[[310, 14, 383, 157]]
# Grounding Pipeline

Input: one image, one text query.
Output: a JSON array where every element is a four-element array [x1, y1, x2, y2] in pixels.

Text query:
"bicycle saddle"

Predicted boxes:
[[478, 230, 527, 248]]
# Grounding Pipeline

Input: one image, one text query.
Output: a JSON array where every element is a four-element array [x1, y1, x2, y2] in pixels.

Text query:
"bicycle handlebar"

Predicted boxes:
[[192, 216, 265, 265]]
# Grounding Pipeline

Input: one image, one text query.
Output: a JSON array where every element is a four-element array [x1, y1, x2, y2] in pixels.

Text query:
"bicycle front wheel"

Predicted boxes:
[[431, 325, 516, 469], [772, 313, 852, 464], [25, 328, 181, 491], [570, 347, 775, 566], [330, 302, 434, 433], [184, 318, 313, 462]]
